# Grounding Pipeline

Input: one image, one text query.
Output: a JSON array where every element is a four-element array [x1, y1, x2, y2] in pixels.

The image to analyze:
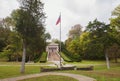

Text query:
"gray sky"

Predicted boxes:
[[0, 0, 120, 41]]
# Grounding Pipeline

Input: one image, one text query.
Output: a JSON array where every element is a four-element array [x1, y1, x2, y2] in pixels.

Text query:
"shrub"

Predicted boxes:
[[61, 52, 72, 62], [39, 52, 47, 63]]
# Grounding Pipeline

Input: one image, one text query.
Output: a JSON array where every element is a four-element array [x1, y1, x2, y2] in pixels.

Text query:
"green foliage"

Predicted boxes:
[[110, 4, 120, 45], [62, 48, 73, 61], [10, 0, 47, 73], [0, 32, 22, 61], [66, 38, 82, 61], [80, 31, 105, 60], [62, 47, 81, 62], [39, 52, 47, 63], [0, 17, 22, 61], [65, 19, 118, 60], [52, 39, 82, 62], [61, 52, 72, 62], [11, 0, 47, 56], [0, 26, 11, 52], [112, 4, 120, 16], [82, 19, 113, 60]]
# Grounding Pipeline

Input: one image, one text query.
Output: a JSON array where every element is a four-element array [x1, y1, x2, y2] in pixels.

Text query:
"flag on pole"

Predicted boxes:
[[56, 15, 61, 25]]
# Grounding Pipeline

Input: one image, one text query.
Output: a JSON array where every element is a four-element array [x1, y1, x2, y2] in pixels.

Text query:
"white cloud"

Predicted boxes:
[[0, 0, 19, 18]]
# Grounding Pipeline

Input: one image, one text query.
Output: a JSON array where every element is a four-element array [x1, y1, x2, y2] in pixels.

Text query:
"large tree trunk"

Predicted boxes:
[[105, 52, 110, 69], [20, 39, 26, 74]]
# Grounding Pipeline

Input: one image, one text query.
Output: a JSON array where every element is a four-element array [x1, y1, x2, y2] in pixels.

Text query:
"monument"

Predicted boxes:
[[46, 42, 63, 67]]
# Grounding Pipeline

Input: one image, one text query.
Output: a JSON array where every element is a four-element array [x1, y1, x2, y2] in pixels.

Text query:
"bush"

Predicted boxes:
[[61, 52, 72, 62], [62, 49, 73, 61], [72, 54, 82, 62], [62, 48, 81, 62], [39, 52, 47, 63]]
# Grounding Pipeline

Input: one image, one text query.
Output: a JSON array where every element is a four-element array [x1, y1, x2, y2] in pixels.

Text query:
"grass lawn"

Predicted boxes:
[[0, 60, 120, 81], [0, 66, 40, 78], [19, 75, 78, 81], [61, 61, 120, 81], [60, 67, 120, 81]]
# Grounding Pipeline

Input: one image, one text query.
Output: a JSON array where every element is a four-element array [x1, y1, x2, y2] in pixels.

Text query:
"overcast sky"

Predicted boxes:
[[0, 0, 120, 41]]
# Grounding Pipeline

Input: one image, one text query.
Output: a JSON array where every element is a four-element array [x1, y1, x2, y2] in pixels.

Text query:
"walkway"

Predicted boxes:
[[0, 72, 96, 81], [48, 52, 63, 68], [48, 52, 60, 61]]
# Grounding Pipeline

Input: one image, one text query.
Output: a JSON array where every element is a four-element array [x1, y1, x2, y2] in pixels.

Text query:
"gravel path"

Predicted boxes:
[[0, 72, 96, 81]]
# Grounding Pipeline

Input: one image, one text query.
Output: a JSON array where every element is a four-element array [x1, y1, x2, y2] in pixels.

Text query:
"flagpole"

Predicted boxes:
[[59, 12, 62, 68]]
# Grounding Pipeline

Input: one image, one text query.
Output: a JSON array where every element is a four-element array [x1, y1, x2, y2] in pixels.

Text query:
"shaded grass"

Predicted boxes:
[[19, 75, 78, 81], [0, 62, 21, 65]]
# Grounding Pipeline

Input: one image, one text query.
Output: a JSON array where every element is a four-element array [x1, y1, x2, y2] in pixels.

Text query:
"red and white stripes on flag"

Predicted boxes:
[[56, 15, 61, 25]]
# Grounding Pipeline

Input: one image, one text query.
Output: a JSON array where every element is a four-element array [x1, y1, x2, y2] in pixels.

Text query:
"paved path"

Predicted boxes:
[[0, 72, 96, 81], [48, 52, 60, 61]]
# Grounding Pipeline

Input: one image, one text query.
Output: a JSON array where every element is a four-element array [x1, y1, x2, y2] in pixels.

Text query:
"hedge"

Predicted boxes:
[[39, 52, 47, 63]]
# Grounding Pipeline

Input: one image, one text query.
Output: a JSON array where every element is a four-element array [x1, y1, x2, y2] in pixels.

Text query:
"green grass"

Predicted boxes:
[[59, 62, 120, 81], [60, 67, 120, 81], [19, 75, 78, 81], [0, 60, 119, 81], [0, 66, 40, 78], [0, 62, 55, 79]]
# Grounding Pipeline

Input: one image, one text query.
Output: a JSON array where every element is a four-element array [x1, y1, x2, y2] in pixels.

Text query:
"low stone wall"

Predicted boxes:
[[77, 66, 94, 70], [41, 66, 93, 72]]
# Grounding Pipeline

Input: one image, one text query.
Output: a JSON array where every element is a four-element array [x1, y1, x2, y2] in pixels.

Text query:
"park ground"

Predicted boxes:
[[0, 60, 120, 81]]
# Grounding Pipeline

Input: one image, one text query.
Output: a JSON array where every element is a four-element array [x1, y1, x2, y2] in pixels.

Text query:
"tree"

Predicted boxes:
[[65, 38, 72, 50], [0, 20, 11, 52], [107, 44, 120, 63], [2, 32, 22, 61], [68, 24, 82, 39], [85, 19, 113, 69], [11, 0, 46, 73], [112, 4, 120, 16], [67, 37, 82, 61], [110, 4, 120, 63], [65, 24, 83, 61]]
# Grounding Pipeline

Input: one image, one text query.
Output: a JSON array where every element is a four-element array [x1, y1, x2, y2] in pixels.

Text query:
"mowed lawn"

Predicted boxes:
[[0, 60, 120, 81], [62, 62, 120, 81], [0, 65, 40, 78], [19, 75, 78, 81]]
